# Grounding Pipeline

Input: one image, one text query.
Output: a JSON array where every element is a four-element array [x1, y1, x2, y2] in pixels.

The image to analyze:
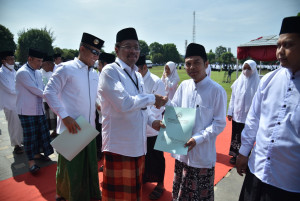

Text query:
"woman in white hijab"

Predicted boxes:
[[227, 60, 260, 164], [161, 61, 180, 100]]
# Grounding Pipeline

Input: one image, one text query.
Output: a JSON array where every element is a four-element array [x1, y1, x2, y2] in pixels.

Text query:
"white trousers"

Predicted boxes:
[[3, 108, 23, 146]]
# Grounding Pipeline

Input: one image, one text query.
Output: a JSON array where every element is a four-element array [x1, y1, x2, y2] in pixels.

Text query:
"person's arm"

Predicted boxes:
[[0, 73, 16, 95], [98, 67, 165, 112], [16, 71, 43, 98], [236, 83, 262, 176]]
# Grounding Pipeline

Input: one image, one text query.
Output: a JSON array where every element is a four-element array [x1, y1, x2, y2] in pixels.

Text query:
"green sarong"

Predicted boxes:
[[56, 139, 101, 201]]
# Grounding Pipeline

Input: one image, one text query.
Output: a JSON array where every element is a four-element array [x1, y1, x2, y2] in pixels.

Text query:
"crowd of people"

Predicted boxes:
[[0, 16, 299, 201]]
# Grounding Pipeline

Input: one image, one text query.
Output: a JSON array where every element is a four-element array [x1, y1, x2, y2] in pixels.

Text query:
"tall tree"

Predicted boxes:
[[62, 48, 79, 61], [54, 47, 63, 55], [16, 27, 55, 64], [151, 53, 164, 64], [139, 40, 149, 56], [215, 46, 227, 63], [207, 49, 216, 64], [163, 43, 181, 63], [220, 52, 234, 64], [149, 42, 163, 56], [0, 24, 17, 52]]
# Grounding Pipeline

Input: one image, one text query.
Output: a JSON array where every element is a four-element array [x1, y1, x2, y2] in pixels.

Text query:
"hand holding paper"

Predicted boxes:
[[62, 116, 81, 134]]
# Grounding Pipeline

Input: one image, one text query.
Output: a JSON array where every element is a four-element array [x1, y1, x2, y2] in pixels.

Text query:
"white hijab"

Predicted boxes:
[[161, 61, 180, 99], [161, 61, 180, 84], [231, 60, 260, 113]]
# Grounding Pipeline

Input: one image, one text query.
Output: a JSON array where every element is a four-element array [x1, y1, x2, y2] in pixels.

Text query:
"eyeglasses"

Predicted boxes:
[[119, 45, 140, 52], [83, 45, 101, 56]]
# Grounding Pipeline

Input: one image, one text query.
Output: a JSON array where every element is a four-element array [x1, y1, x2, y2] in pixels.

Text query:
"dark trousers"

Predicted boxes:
[[95, 110, 102, 160], [239, 168, 300, 201]]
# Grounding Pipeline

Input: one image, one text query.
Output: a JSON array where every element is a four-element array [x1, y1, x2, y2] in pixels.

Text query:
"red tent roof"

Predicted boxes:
[[237, 35, 278, 61]]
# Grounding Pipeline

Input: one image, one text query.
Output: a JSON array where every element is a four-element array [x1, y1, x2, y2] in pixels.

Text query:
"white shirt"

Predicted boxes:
[[169, 77, 227, 168], [43, 58, 99, 134], [143, 70, 166, 137], [98, 57, 156, 157], [16, 63, 44, 115], [0, 65, 17, 111], [40, 68, 53, 85], [239, 67, 300, 193]]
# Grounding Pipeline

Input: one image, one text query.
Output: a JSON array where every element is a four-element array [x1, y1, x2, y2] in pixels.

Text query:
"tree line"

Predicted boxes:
[[1, 24, 253, 66]]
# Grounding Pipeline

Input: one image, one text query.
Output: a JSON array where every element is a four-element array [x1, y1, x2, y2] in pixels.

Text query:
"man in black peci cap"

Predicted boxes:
[[97, 27, 168, 200], [167, 43, 227, 200], [16, 48, 54, 174], [44, 33, 104, 201], [236, 16, 300, 201]]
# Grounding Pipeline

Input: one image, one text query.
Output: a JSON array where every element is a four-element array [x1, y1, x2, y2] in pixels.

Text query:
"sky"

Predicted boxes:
[[0, 0, 299, 56]]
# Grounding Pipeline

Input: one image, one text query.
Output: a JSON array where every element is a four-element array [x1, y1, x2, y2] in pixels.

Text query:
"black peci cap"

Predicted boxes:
[[116, 27, 138, 43], [43, 55, 54, 62], [28, 48, 45, 59], [136, 55, 146, 66], [81, 32, 104, 49], [99, 52, 116, 64], [53, 53, 61, 58], [185, 43, 207, 62], [279, 16, 300, 35], [0, 51, 14, 60]]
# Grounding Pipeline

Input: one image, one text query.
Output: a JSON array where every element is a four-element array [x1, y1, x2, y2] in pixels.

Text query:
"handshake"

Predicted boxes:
[[154, 94, 168, 109]]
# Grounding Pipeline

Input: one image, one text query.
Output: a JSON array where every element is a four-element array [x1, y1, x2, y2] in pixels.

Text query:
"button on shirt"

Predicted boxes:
[[143, 71, 166, 137], [239, 67, 300, 193], [16, 63, 44, 115], [98, 58, 156, 157], [44, 58, 99, 134], [0, 65, 17, 111], [168, 77, 227, 168]]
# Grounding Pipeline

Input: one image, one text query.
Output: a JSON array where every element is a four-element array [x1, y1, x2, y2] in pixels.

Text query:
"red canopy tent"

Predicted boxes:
[[236, 35, 278, 76]]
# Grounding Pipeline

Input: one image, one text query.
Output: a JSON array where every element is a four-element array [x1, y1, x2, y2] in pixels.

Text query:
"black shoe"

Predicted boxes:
[[13, 145, 24, 154], [56, 197, 66, 201], [99, 165, 104, 172], [229, 156, 236, 164], [29, 164, 40, 174]]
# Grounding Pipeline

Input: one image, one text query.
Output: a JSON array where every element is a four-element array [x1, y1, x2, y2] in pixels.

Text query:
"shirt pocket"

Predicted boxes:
[[196, 105, 214, 129]]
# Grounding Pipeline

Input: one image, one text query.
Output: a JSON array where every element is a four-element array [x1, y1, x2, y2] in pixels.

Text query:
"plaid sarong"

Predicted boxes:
[[18, 115, 54, 160], [102, 152, 145, 201]]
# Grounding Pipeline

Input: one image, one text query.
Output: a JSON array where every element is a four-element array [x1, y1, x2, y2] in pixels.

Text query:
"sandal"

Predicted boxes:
[[149, 186, 165, 200], [29, 164, 40, 174], [99, 165, 104, 172], [34, 154, 51, 161]]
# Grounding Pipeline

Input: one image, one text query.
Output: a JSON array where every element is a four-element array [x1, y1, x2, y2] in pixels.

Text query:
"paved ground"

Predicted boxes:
[[0, 110, 244, 200]]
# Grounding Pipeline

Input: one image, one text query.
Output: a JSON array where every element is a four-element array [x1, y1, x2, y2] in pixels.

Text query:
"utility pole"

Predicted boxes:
[[193, 11, 196, 43]]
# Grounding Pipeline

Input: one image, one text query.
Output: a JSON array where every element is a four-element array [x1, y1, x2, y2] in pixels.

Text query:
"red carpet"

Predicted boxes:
[[0, 121, 233, 201]]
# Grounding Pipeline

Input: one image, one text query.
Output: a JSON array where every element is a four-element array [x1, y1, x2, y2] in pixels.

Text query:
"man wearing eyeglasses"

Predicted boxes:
[[44, 32, 104, 201], [98, 27, 168, 200]]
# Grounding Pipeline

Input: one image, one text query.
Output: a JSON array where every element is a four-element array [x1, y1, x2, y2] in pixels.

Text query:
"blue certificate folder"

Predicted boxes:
[[50, 115, 99, 161], [154, 106, 196, 155]]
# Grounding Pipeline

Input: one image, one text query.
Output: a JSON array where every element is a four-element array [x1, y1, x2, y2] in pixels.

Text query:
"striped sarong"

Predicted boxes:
[[102, 152, 145, 201], [18, 115, 53, 160]]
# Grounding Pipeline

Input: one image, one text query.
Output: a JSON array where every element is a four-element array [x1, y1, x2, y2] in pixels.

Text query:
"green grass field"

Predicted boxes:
[[149, 66, 269, 108]]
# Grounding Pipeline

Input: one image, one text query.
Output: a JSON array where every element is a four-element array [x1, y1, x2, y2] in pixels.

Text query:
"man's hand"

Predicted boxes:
[[152, 120, 166, 131], [154, 94, 168, 109], [227, 115, 232, 121], [236, 154, 248, 176], [62, 116, 81, 134], [184, 138, 196, 152]]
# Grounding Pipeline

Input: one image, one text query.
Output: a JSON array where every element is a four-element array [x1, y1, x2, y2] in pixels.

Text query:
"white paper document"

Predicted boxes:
[[154, 106, 196, 155], [50, 115, 99, 161]]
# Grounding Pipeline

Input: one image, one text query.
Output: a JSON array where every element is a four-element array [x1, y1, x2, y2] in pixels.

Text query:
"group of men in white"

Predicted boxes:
[[0, 15, 299, 201]]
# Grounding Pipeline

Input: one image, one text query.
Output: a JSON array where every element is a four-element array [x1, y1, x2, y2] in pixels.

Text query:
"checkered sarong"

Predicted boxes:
[[18, 115, 54, 160], [102, 152, 145, 201]]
